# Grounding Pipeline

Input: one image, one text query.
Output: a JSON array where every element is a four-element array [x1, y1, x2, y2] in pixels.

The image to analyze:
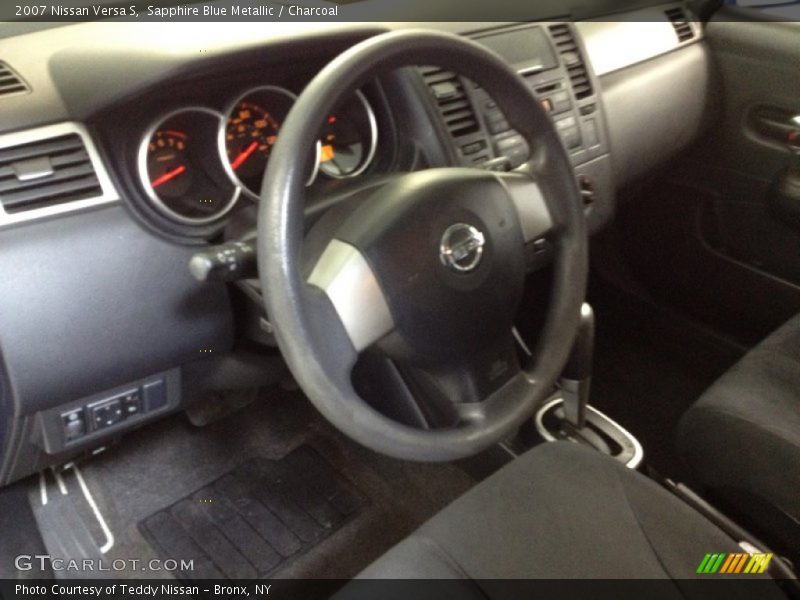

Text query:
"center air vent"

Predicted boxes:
[[548, 24, 593, 100], [0, 133, 103, 214], [0, 62, 30, 97], [419, 66, 480, 138], [665, 7, 695, 42]]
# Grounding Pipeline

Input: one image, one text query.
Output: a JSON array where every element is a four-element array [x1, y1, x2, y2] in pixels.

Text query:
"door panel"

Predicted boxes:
[[697, 15, 800, 270], [615, 13, 800, 345]]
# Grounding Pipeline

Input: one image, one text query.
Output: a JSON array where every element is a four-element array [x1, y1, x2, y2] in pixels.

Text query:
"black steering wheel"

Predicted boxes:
[[257, 29, 587, 462]]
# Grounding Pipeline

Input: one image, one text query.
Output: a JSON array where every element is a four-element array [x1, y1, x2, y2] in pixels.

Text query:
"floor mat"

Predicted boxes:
[[139, 446, 365, 580], [49, 387, 474, 581]]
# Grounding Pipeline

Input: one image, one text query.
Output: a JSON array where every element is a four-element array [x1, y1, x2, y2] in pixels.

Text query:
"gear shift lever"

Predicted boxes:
[[534, 302, 642, 466], [560, 303, 594, 429]]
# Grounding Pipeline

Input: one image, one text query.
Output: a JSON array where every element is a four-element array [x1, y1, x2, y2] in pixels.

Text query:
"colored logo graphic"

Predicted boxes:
[[697, 552, 773, 574]]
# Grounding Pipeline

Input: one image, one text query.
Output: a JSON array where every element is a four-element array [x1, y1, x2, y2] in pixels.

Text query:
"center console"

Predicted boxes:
[[419, 22, 615, 235], [528, 303, 644, 469], [417, 24, 640, 468]]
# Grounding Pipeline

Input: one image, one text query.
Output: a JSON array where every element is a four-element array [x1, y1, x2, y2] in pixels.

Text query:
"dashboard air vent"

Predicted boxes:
[[665, 7, 695, 42], [0, 133, 103, 214], [0, 62, 30, 97], [548, 24, 593, 100], [419, 66, 479, 138]]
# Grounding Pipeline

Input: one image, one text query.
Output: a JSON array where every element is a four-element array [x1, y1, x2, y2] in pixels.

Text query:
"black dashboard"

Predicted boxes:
[[0, 4, 710, 485]]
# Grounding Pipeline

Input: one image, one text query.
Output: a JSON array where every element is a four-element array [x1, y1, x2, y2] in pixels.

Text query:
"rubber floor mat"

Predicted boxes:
[[139, 446, 366, 580]]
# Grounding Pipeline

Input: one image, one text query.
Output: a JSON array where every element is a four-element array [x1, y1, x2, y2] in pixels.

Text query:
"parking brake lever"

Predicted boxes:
[[560, 303, 594, 430]]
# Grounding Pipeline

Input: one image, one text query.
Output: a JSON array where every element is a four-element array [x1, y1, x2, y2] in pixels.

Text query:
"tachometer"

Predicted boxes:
[[147, 130, 191, 198], [139, 107, 239, 225]]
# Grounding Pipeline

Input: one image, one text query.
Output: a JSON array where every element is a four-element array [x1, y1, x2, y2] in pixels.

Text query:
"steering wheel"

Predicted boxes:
[[257, 29, 587, 462]]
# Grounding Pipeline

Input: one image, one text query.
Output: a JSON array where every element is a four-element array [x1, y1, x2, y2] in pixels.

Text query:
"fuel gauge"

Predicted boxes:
[[319, 91, 378, 179]]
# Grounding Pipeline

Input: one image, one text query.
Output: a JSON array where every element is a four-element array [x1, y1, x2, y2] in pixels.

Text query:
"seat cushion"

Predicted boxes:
[[336, 442, 780, 598], [678, 313, 800, 542]]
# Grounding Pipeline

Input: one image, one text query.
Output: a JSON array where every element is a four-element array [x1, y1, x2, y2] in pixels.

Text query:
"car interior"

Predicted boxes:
[[0, 0, 799, 595]]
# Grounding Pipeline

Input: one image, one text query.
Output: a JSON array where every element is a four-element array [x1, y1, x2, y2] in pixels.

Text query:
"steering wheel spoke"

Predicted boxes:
[[391, 332, 526, 428], [495, 170, 555, 244], [452, 370, 536, 428], [307, 239, 395, 353]]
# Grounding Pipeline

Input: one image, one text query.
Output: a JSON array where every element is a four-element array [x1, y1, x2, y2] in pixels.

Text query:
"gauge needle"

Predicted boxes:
[[150, 165, 186, 188], [230, 141, 259, 171]]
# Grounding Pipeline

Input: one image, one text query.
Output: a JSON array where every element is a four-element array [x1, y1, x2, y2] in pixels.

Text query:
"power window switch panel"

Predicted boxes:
[[90, 399, 123, 430]]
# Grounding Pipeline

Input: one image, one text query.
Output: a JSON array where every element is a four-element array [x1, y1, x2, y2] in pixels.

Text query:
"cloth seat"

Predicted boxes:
[[678, 313, 800, 562], [335, 442, 783, 599]]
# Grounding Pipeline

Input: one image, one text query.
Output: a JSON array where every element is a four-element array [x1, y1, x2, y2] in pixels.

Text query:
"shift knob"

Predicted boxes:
[[561, 303, 595, 429], [563, 303, 595, 381]]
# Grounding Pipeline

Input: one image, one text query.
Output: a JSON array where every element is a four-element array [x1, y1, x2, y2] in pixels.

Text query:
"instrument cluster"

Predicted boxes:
[[137, 85, 378, 224]]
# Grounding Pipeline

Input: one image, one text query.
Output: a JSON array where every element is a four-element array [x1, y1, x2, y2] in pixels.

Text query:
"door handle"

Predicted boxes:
[[766, 115, 800, 233], [789, 115, 800, 153], [749, 105, 800, 149]]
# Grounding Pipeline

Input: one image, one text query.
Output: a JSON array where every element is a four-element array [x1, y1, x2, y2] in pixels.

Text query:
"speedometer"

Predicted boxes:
[[220, 86, 319, 199], [225, 102, 279, 185]]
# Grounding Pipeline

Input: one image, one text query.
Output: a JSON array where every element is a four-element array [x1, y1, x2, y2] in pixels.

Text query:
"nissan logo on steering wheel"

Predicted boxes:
[[439, 223, 486, 273]]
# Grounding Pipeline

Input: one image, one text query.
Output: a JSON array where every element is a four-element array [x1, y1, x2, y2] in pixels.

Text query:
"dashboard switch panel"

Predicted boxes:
[[556, 116, 582, 149], [35, 369, 180, 454], [90, 398, 123, 430], [121, 389, 143, 418], [143, 380, 167, 412], [61, 409, 86, 442], [495, 134, 529, 168]]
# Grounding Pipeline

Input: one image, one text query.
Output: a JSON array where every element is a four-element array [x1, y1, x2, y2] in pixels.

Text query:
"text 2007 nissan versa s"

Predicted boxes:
[[0, 0, 799, 598]]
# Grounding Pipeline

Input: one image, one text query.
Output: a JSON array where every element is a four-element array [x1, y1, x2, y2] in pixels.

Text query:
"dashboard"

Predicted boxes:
[[0, 3, 710, 485]]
